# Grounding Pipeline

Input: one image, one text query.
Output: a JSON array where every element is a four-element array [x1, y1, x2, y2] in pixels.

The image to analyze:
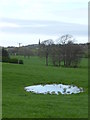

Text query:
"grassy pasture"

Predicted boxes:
[[2, 56, 88, 118]]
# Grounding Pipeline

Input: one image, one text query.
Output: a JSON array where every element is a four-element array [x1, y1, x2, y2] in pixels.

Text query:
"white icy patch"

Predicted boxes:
[[24, 84, 83, 95]]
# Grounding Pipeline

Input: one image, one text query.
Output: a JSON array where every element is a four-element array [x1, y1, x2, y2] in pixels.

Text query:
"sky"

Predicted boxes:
[[0, 0, 89, 47]]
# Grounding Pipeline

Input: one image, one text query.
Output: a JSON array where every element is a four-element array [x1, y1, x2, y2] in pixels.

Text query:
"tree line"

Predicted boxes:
[[38, 34, 85, 68], [3, 34, 89, 67]]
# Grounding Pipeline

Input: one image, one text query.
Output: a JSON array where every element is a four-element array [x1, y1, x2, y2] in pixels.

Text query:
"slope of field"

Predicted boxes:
[[2, 57, 88, 118]]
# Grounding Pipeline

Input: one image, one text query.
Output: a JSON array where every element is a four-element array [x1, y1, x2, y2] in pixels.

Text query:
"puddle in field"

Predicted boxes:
[[24, 84, 83, 95]]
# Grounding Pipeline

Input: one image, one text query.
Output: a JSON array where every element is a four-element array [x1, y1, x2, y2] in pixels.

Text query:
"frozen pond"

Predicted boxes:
[[24, 84, 83, 95]]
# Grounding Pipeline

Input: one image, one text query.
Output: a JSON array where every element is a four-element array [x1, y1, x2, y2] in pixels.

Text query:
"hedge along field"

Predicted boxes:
[[2, 56, 88, 118]]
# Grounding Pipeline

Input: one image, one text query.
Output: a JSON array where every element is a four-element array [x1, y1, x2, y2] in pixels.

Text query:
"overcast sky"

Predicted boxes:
[[0, 0, 88, 47]]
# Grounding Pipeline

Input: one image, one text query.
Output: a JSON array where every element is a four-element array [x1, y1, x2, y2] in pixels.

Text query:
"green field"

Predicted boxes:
[[2, 56, 88, 118]]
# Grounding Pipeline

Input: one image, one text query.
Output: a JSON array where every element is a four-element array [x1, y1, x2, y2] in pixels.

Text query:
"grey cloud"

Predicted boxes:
[[1, 18, 88, 37]]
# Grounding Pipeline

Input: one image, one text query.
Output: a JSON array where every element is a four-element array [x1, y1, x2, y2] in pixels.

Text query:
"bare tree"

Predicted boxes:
[[23, 47, 33, 58], [38, 39, 54, 66], [57, 34, 74, 66], [50, 44, 63, 66], [56, 34, 83, 67]]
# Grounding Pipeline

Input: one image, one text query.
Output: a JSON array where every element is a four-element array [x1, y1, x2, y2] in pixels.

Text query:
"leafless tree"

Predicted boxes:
[[55, 34, 83, 67], [57, 34, 74, 66], [50, 44, 63, 66], [38, 39, 54, 66]]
